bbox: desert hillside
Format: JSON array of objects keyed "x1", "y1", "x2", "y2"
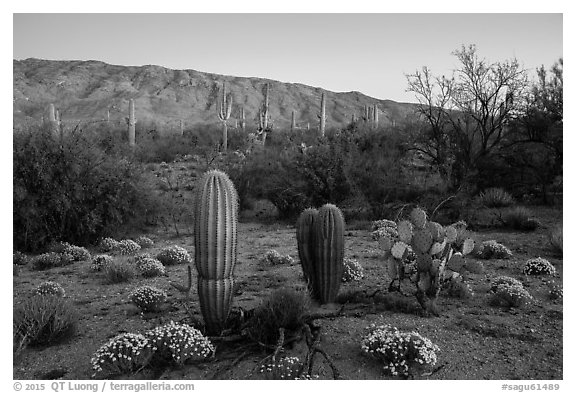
[{"x1": 13, "y1": 58, "x2": 417, "y2": 131}]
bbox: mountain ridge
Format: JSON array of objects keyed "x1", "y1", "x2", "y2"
[{"x1": 13, "y1": 58, "x2": 417, "y2": 131}]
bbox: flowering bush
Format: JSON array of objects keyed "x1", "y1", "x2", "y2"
[
  {"x1": 361, "y1": 324, "x2": 440, "y2": 377},
  {"x1": 490, "y1": 276, "x2": 532, "y2": 308},
  {"x1": 145, "y1": 321, "x2": 214, "y2": 365},
  {"x1": 90, "y1": 333, "x2": 154, "y2": 378},
  {"x1": 372, "y1": 225, "x2": 398, "y2": 241},
  {"x1": 342, "y1": 258, "x2": 364, "y2": 282},
  {"x1": 60, "y1": 243, "x2": 91, "y2": 262},
  {"x1": 136, "y1": 257, "x2": 166, "y2": 278},
  {"x1": 91, "y1": 255, "x2": 113, "y2": 271},
  {"x1": 134, "y1": 236, "x2": 154, "y2": 248},
  {"x1": 523, "y1": 257, "x2": 556, "y2": 276},
  {"x1": 36, "y1": 281, "x2": 66, "y2": 297},
  {"x1": 31, "y1": 252, "x2": 66, "y2": 270},
  {"x1": 262, "y1": 250, "x2": 294, "y2": 265},
  {"x1": 372, "y1": 219, "x2": 397, "y2": 231},
  {"x1": 13, "y1": 251, "x2": 28, "y2": 266},
  {"x1": 129, "y1": 286, "x2": 167, "y2": 312},
  {"x1": 99, "y1": 237, "x2": 119, "y2": 252},
  {"x1": 546, "y1": 280, "x2": 563, "y2": 300},
  {"x1": 114, "y1": 240, "x2": 141, "y2": 255},
  {"x1": 258, "y1": 356, "x2": 315, "y2": 380},
  {"x1": 475, "y1": 240, "x2": 512, "y2": 259},
  {"x1": 156, "y1": 245, "x2": 190, "y2": 265}
]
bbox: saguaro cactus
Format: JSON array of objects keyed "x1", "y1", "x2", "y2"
[
  {"x1": 46, "y1": 103, "x2": 60, "y2": 137},
  {"x1": 217, "y1": 82, "x2": 233, "y2": 151},
  {"x1": 373, "y1": 104, "x2": 379, "y2": 129},
  {"x1": 291, "y1": 110, "x2": 296, "y2": 132},
  {"x1": 128, "y1": 99, "x2": 136, "y2": 147},
  {"x1": 296, "y1": 204, "x2": 345, "y2": 304},
  {"x1": 318, "y1": 92, "x2": 326, "y2": 137},
  {"x1": 193, "y1": 170, "x2": 238, "y2": 334},
  {"x1": 179, "y1": 119, "x2": 184, "y2": 136},
  {"x1": 260, "y1": 83, "x2": 270, "y2": 131},
  {"x1": 239, "y1": 107, "x2": 246, "y2": 130}
]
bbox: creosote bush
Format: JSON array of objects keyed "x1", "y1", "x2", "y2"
[
  {"x1": 14, "y1": 127, "x2": 153, "y2": 252},
  {"x1": 361, "y1": 324, "x2": 440, "y2": 377},
  {"x1": 247, "y1": 288, "x2": 311, "y2": 346},
  {"x1": 13, "y1": 295, "x2": 78, "y2": 348}
]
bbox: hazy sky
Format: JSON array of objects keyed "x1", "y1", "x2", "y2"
[{"x1": 13, "y1": 13, "x2": 563, "y2": 103}]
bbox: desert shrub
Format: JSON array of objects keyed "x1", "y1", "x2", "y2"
[
  {"x1": 13, "y1": 295, "x2": 78, "y2": 347},
  {"x1": 156, "y1": 245, "x2": 190, "y2": 265},
  {"x1": 129, "y1": 286, "x2": 167, "y2": 312},
  {"x1": 136, "y1": 257, "x2": 166, "y2": 278},
  {"x1": 262, "y1": 250, "x2": 294, "y2": 266},
  {"x1": 257, "y1": 356, "x2": 314, "y2": 380},
  {"x1": 58, "y1": 242, "x2": 91, "y2": 262},
  {"x1": 501, "y1": 207, "x2": 540, "y2": 231},
  {"x1": 490, "y1": 276, "x2": 532, "y2": 308},
  {"x1": 114, "y1": 239, "x2": 141, "y2": 255},
  {"x1": 371, "y1": 223, "x2": 398, "y2": 241},
  {"x1": 463, "y1": 259, "x2": 485, "y2": 274},
  {"x1": 247, "y1": 288, "x2": 311, "y2": 346},
  {"x1": 342, "y1": 258, "x2": 364, "y2": 282},
  {"x1": 476, "y1": 188, "x2": 514, "y2": 208},
  {"x1": 134, "y1": 236, "x2": 154, "y2": 248},
  {"x1": 35, "y1": 281, "x2": 66, "y2": 297},
  {"x1": 442, "y1": 276, "x2": 474, "y2": 299},
  {"x1": 13, "y1": 251, "x2": 28, "y2": 266},
  {"x1": 371, "y1": 219, "x2": 397, "y2": 231},
  {"x1": 546, "y1": 280, "x2": 563, "y2": 300},
  {"x1": 361, "y1": 324, "x2": 440, "y2": 377},
  {"x1": 90, "y1": 333, "x2": 154, "y2": 378},
  {"x1": 475, "y1": 240, "x2": 512, "y2": 259},
  {"x1": 14, "y1": 127, "x2": 153, "y2": 252},
  {"x1": 523, "y1": 257, "x2": 556, "y2": 276},
  {"x1": 91, "y1": 255, "x2": 114, "y2": 271},
  {"x1": 99, "y1": 237, "x2": 119, "y2": 252},
  {"x1": 548, "y1": 225, "x2": 562, "y2": 256},
  {"x1": 31, "y1": 252, "x2": 67, "y2": 270},
  {"x1": 104, "y1": 261, "x2": 136, "y2": 283},
  {"x1": 145, "y1": 321, "x2": 214, "y2": 365}
]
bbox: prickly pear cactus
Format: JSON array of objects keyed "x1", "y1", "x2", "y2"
[
  {"x1": 376, "y1": 207, "x2": 476, "y2": 315},
  {"x1": 193, "y1": 170, "x2": 238, "y2": 334}
]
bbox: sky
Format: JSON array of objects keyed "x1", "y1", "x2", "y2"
[{"x1": 12, "y1": 12, "x2": 562, "y2": 103}]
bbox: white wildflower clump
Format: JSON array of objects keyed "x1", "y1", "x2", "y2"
[
  {"x1": 134, "y1": 236, "x2": 154, "y2": 248},
  {"x1": 145, "y1": 321, "x2": 214, "y2": 365},
  {"x1": 36, "y1": 281, "x2": 66, "y2": 297},
  {"x1": 114, "y1": 240, "x2": 141, "y2": 256},
  {"x1": 156, "y1": 245, "x2": 190, "y2": 265},
  {"x1": 547, "y1": 280, "x2": 563, "y2": 300},
  {"x1": 490, "y1": 276, "x2": 533, "y2": 308},
  {"x1": 523, "y1": 257, "x2": 556, "y2": 276},
  {"x1": 371, "y1": 221, "x2": 399, "y2": 241},
  {"x1": 99, "y1": 237, "x2": 119, "y2": 252},
  {"x1": 258, "y1": 356, "x2": 316, "y2": 380},
  {"x1": 361, "y1": 324, "x2": 440, "y2": 377},
  {"x1": 475, "y1": 240, "x2": 512, "y2": 259},
  {"x1": 342, "y1": 258, "x2": 364, "y2": 282},
  {"x1": 130, "y1": 286, "x2": 167, "y2": 312},
  {"x1": 90, "y1": 333, "x2": 154, "y2": 377},
  {"x1": 262, "y1": 250, "x2": 294, "y2": 265},
  {"x1": 91, "y1": 255, "x2": 113, "y2": 271},
  {"x1": 60, "y1": 243, "x2": 91, "y2": 262},
  {"x1": 136, "y1": 257, "x2": 166, "y2": 278}
]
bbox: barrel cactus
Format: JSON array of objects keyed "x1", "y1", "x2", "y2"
[
  {"x1": 296, "y1": 204, "x2": 345, "y2": 304},
  {"x1": 193, "y1": 170, "x2": 238, "y2": 334},
  {"x1": 378, "y1": 207, "x2": 475, "y2": 315}
]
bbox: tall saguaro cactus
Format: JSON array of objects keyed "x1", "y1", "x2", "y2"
[
  {"x1": 260, "y1": 83, "x2": 270, "y2": 131},
  {"x1": 296, "y1": 204, "x2": 345, "y2": 304},
  {"x1": 128, "y1": 99, "x2": 136, "y2": 147},
  {"x1": 217, "y1": 82, "x2": 233, "y2": 151},
  {"x1": 239, "y1": 107, "x2": 246, "y2": 130},
  {"x1": 318, "y1": 92, "x2": 326, "y2": 137},
  {"x1": 291, "y1": 110, "x2": 296, "y2": 132},
  {"x1": 373, "y1": 104, "x2": 379, "y2": 129},
  {"x1": 193, "y1": 170, "x2": 238, "y2": 334},
  {"x1": 46, "y1": 103, "x2": 60, "y2": 137}
]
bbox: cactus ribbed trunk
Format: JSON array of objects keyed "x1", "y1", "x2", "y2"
[
  {"x1": 314, "y1": 204, "x2": 345, "y2": 303},
  {"x1": 373, "y1": 104, "x2": 378, "y2": 129},
  {"x1": 291, "y1": 110, "x2": 296, "y2": 132},
  {"x1": 262, "y1": 83, "x2": 269, "y2": 131},
  {"x1": 193, "y1": 170, "x2": 238, "y2": 334},
  {"x1": 46, "y1": 103, "x2": 59, "y2": 138},
  {"x1": 240, "y1": 107, "x2": 246, "y2": 130},
  {"x1": 128, "y1": 99, "x2": 136, "y2": 147},
  {"x1": 319, "y1": 92, "x2": 326, "y2": 137},
  {"x1": 217, "y1": 82, "x2": 232, "y2": 152},
  {"x1": 296, "y1": 208, "x2": 319, "y2": 298}
]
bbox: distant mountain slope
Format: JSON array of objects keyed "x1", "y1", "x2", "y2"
[{"x1": 13, "y1": 58, "x2": 417, "y2": 131}]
